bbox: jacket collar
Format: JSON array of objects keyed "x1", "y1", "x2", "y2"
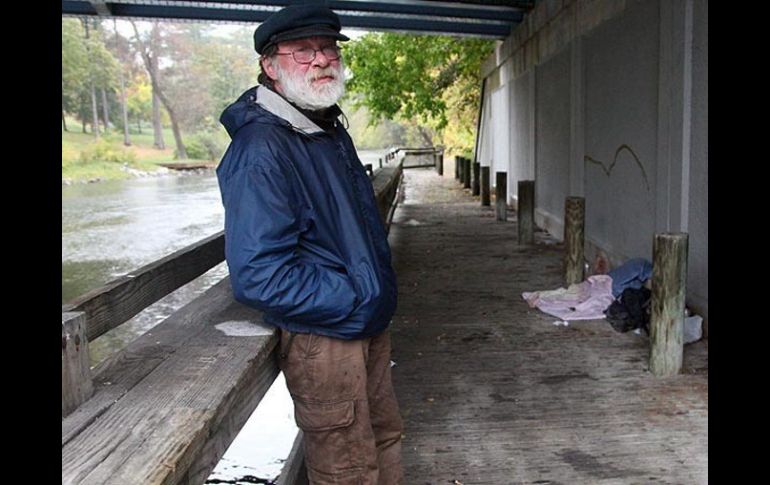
[{"x1": 256, "y1": 85, "x2": 324, "y2": 135}]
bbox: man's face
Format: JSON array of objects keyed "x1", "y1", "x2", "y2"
[{"x1": 264, "y1": 35, "x2": 346, "y2": 110}]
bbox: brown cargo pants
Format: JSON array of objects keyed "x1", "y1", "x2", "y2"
[{"x1": 279, "y1": 328, "x2": 404, "y2": 485}]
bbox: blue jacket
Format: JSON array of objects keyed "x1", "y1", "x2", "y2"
[{"x1": 216, "y1": 86, "x2": 397, "y2": 339}]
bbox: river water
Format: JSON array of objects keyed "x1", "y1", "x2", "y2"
[{"x1": 62, "y1": 149, "x2": 387, "y2": 482}]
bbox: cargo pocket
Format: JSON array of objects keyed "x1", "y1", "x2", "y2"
[
  {"x1": 294, "y1": 399, "x2": 354, "y2": 431},
  {"x1": 294, "y1": 399, "x2": 361, "y2": 475}
]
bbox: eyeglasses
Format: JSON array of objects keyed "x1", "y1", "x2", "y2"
[{"x1": 275, "y1": 45, "x2": 341, "y2": 64}]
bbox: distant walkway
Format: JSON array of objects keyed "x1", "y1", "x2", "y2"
[{"x1": 387, "y1": 168, "x2": 708, "y2": 485}]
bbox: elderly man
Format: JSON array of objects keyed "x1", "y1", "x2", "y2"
[{"x1": 216, "y1": 4, "x2": 403, "y2": 485}]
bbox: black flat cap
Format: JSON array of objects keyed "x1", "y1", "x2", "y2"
[{"x1": 254, "y1": 4, "x2": 350, "y2": 55}]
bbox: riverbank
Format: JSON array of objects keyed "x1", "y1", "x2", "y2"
[
  {"x1": 62, "y1": 127, "x2": 219, "y2": 184},
  {"x1": 61, "y1": 163, "x2": 220, "y2": 186}
]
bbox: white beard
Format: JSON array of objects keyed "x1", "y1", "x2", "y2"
[{"x1": 273, "y1": 59, "x2": 346, "y2": 110}]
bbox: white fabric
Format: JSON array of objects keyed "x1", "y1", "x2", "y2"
[{"x1": 522, "y1": 275, "x2": 614, "y2": 322}]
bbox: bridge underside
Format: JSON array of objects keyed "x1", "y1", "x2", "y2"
[
  {"x1": 388, "y1": 168, "x2": 707, "y2": 484},
  {"x1": 62, "y1": 0, "x2": 536, "y2": 38}
]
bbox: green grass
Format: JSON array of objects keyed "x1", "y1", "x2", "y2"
[{"x1": 62, "y1": 121, "x2": 213, "y2": 183}]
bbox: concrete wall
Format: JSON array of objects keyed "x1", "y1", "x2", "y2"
[
  {"x1": 583, "y1": 0, "x2": 659, "y2": 261},
  {"x1": 688, "y1": 0, "x2": 708, "y2": 325},
  {"x1": 535, "y1": 48, "x2": 571, "y2": 220},
  {"x1": 477, "y1": 81, "x2": 493, "y2": 168},
  {"x1": 477, "y1": 0, "x2": 708, "y2": 322},
  {"x1": 491, "y1": 85, "x2": 510, "y2": 179},
  {"x1": 509, "y1": 71, "x2": 534, "y2": 202}
]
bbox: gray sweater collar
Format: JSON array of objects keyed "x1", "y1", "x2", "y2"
[{"x1": 256, "y1": 85, "x2": 324, "y2": 135}]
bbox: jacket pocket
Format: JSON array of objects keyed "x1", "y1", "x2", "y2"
[
  {"x1": 354, "y1": 260, "x2": 379, "y2": 304},
  {"x1": 294, "y1": 399, "x2": 355, "y2": 432}
]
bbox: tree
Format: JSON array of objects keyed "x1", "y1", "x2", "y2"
[
  {"x1": 126, "y1": 75, "x2": 152, "y2": 134},
  {"x1": 62, "y1": 19, "x2": 88, "y2": 131},
  {"x1": 109, "y1": 19, "x2": 131, "y2": 145},
  {"x1": 161, "y1": 24, "x2": 216, "y2": 132},
  {"x1": 344, "y1": 33, "x2": 494, "y2": 154},
  {"x1": 62, "y1": 18, "x2": 119, "y2": 136},
  {"x1": 196, "y1": 26, "x2": 259, "y2": 119},
  {"x1": 131, "y1": 21, "x2": 187, "y2": 158}
]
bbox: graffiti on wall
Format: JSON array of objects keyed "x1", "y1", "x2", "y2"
[{"x1": 584, "y1": 144, "x2": 651, "y2": 191}]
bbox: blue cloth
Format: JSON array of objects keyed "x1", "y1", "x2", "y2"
[
  {"x1": 608, "y1": 258, "x2": 653, "y2": 298},
  {"x1": 216, "y1": 86, "x2": 397, "y2": 340}
]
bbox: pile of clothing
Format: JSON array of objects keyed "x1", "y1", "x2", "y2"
[
  {"x1": 522, "y1": 258, "x2": 652, "y2": 330},
  {"x1": 522, "y1": 257, "x2": 702, "y2": 343},
  {"x1": 604, "y1": 258, "x2": 653, "y2": 334}
]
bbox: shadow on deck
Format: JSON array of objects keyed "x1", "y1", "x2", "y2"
[{"x1": 387, "y1": 168, "x2": 707, "y2": 485}]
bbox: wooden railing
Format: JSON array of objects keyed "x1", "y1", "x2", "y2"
[
  {"x1": 383, "y1": 146, "x2": 443, "y2": 170},
  {"x1": 62, "y1": 160, "x2": 404, "y2": 485}
]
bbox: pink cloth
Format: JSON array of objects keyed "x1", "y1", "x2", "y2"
[{"x1": 522, "y1": 275, "x2": 614, "y2": 321}]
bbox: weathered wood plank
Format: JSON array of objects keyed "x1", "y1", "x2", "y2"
[
  {"x1": 387, "y1": 169, "x2": 707, "y2": 484},
  {"x1": 61, "y1": 278, "x2": 237, "y2": 446},
  {"x1": 181, "y1": 354, "x2": 280, "y2": 484},
  {"x1": 62, "y1": 231, "x2": 225, "y2": 341},
  {"x1": 276, "y1": 431, "x2": 308, "y2": 485},
  {"x1": 371, "y1": 163, "x2": 403, "y2": 228},
  {"x1": 61, "y1": 278, "x2": 278, "y2": 484},
  {"x1": 158, "y1": 162, "x2": 217, "y2": 171},
  {"x1": 650, "y1": 232, "x2": 689, "y2": 377},
  {"x1": 62, "y1": 312, "x2": 93, "y2": 417}
]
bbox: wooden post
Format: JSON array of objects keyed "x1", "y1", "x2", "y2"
[
  {"x1": 463, "y1": 158, "x2": 472, "y2": 189},
  {"x1": 518, "y1": 180, "x2": 535, "y2": 244},
  {"x1": 649, "y1": 233, "x2": 688, "y2": 377},
  {"x1": 472, "y1": 162, "x2": 480, "y2": 196},
  {"x1": 481, "y1": 166, "x2": 491, "y2": 206},
  {"x1": 495, "y1": 172, "x2": 507, "y2": 220},
  {"x1": 437, "y1": 151, "x2": 444, "y2": 176},
  {"x1": 62, "y1": 311, "x2": 93, "y2": 417},
  {"x1": 276, "y1": 431, "x2": 308, "y2": 485},
  {"x1": 564, "y1": 196, "x2": 585, "y2": 285},
  {"x1": 455, "y1": 155, "x2": 461, "y2": 180},
  {"x1": 379, "y1": 158, "x2": 383, "y2": 168},
  {"x1": 364, "y1": 163, "x2": 373, "y2": 177}
]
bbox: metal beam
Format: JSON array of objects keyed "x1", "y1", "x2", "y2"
[
  {"x1": 62, "y1": 2, "x2": 517, "y2": 38},
  {"x1": 338, "y1": 14, "x2": 512, "y2": 38},
  {"x1": 422, "y1": 0, "x2": 535, "y2": 6},
  {"x1": 88, "y1": 0, "x2": 111, "y2": 16},
  {"x1": 63, "y1": 1, "x2": 95, "y2": 16},
  {"x1": 197, "y1": 0, "x2": 525, "y2": 22}
]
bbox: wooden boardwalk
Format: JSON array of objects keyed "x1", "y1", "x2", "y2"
[{"x1": 387, "y1": 168, "x2": 708, "y2": 485}]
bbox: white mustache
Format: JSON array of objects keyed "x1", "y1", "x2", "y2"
[{"x1": 309, "y1": 68, "x2": 337, "y2": 81}]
